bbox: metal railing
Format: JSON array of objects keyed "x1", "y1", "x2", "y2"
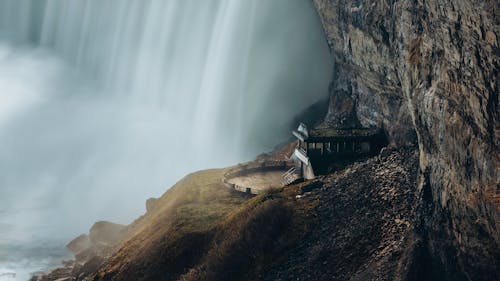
[{"x1": 282, "y1": 166, "x2": 300, "y2": 186}]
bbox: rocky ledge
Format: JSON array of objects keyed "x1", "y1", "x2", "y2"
[{"x1": 32, "y1": 221, "x2": 126, "y2": 281}]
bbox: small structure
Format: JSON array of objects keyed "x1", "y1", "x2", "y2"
[{"x1": 284, "y1": 123, "x2": 384, "y2": 184}]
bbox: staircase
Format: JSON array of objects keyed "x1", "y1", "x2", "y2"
[{"x1": 282, "y1": 167, "x2": 301, "y2": 186}]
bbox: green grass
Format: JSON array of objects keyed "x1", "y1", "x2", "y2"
[
  {"x1": 92, "y1": 168, "x2": 250, "y2": 281},
  {"x1": 90, "y1": 167, "x2": 317, "y2": 281}
]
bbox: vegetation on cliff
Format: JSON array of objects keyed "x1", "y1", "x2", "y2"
[{"x1": 39, "y1": 147, "x2": 427, "y2": 281}]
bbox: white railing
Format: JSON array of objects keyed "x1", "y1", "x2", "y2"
[{"x1": 282, "y1": 166, "x2": 300, "y2": 186}]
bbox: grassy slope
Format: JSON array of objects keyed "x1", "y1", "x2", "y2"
[
  {"x1": 88, "y1": 164, "x2": 314, "y2": 281},
  {"x1": 87, "y1": 148, "x2": 420, "y2": 281},
  {"x1": 92, "y1": 168, "x2": 249, "y2": 281}
]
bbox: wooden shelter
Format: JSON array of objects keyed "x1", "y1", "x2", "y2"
[{"x1": 286, "y1": 123, "x2": 384, "y2": 182}]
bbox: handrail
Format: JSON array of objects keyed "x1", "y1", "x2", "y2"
[
  {"x1": 282, "y1": 166, "x2": 301, "y2": 186},
  {"x1": 283, "y1": 167, "x2": 296, "y2": 177},
  {"x1": 297, "y1": 147, "x2": 307, "y2": 156}
]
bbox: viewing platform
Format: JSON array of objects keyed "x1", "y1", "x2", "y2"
[
  {"x1": 288, "y1": 123, "x2": 385, "y2": 181},
  {"x1": 222, "y1": 124, "x2": 386, "y2": 194},
  {"x1": 222, "y1": 160, "x2": 295, "y2": 195}
]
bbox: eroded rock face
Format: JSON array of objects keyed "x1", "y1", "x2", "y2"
[
  {"x1": 89, "y1": 221, "x2": 126, "y2": 246},
  {"x1": 67, "y1": 222, "x2": 126, "y2": 264},
  {"x1": 323, "y1": 67, "x2": 362, "y2": 128},
  {"x1": 39, "y1": 222, "x2": 128, "y2": 281},
  {"x1": 146, "y1": 197, "x2": 158, "y2": 213},
  {"x1": 67, "y1": 234, "x2": 91, "y2": 256},
  {"x1": 313, "y1": 0, "x2": 499, "y2": 279}
]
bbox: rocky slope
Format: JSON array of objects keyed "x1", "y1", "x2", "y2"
[
  {"x1": 38, "y1": 147, "x2": 424, "y2": 281},
  {"x1": 313, "y1": 0, "x2": 499, "y2": 279},
  {"x1": 263, "y1": 147, "x2": 421, "y2": 281}
]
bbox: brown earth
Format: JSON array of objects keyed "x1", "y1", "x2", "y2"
[{"x1": 39, "y1": 147, "x2": 436, "y2": 281}]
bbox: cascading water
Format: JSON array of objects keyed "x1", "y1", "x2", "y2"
[{"x1": 0, "y1": 0, "x2": 332, "y2": 279}]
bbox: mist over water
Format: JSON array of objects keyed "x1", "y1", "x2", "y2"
[{"x1": 0, "y1": 0, "x2": 332, "y2": 279}]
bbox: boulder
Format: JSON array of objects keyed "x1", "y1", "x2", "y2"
[
  {"x1": 146, "y1": 197, "x2": 158, "y2": 213},
  {"x1": 89, "y1": 221, "x2": 126, "y2": 246},
  {"x1": 66, "y1": 234, "x2": 91, "y2": 256}
]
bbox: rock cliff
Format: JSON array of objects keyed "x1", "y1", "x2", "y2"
[
  {"x1": 313, "y1": 0, "x2": 499, "y2": 279},
  {"x1": 35, "y1": 1, "x2": 498, "y2": 280}
]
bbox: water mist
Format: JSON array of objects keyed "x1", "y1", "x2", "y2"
[{"x1": 0, "y1": 0, "x2": 332, "y2": 279}]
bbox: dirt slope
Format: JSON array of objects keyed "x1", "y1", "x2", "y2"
[{"x1": 39, "y1": 147, "x2": 430, "y2": 281}]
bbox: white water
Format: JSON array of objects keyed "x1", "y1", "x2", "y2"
[{"x1": 0, "y1": 0, "x2": 332, "y2": 280}]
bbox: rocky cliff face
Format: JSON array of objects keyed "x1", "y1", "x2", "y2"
[
  {"x1": 35, "y1": 2, "x2": 498, "y2": 280},
  {"x1": 313, "y1": 0, "x2": 499, "y2": 279}
]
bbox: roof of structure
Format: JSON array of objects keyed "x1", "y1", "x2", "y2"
[
  {"x1": 309, "y1": 127, "x2": 380, "y2": 138},
  {"x1": 292, "y1": 123, "x2": 381, "y2": 142}
]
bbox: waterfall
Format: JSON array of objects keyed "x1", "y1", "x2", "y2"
[{"x1": 0, "y1": 0, "x2": 332, "y2": 279}]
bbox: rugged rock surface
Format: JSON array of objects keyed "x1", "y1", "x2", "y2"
[
  {"x1": 145, "y1": 197, "x2": 158, "y2": 213},
  {"x1": 66, "y1": 234, "x2": 91, "y2": 257},
  {"x1": 264, "y1": 147, "x2": 420, "y2": 281},
  {"x1": 33, "y1": 222, "x2": 127, "y2": 281},
  {"x1": 323, "y1": 86, "x2": 362, "y2": 128},
  {"x1": 88, "y1": 221, "x2": 126, "y2": 246},
  {"x1": 313, "y1": 0, "x2": 499, "y2": 279}
]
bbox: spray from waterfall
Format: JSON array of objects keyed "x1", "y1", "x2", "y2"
[{"x1": 0, "y1": 0, "x2": 332, "y2": 279}]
